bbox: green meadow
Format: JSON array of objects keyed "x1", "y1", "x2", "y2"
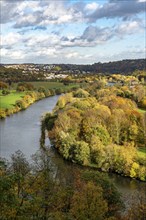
[
  {"x1": 0, "y1": 82, "x2": 80, "y2": 110},
  {"x1": 13, "y1": 81, "x2": 80, "y2": 91},
  {"x1": 0, "y1": 91, "x2": 26, "y2": 109}
]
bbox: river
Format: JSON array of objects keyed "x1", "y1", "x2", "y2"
[
  {"x1": 0, "y1": 95, "x2": 59, "y2": 160},
  {"x1": 0, "y1": 95, "x2": 145, "y2": 211}
]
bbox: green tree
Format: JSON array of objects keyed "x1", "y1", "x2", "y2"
[{"x1": 73, "y1": 141, "x2": 90, "y2": 165}]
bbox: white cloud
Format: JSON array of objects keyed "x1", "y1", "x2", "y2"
[
  {"x1": 41, "y1": 2, "x2": 83, "y2": 25},
  {"x1": 138, "y1": 0, "x2": 146, "y2": 2},
  {"x1": 1, "y1": 48, "x2": 25, "y2": 59},
  {"x1": 11, "y1": 51, "x2": 25, "y2": 59},
  {"x1": 65, "y1": 52, "x2": 79, "y2": 58},
  {"x1": 1, "y1": 32, "x2": 22, "y2": 47},
  {"x1": 1, "y1": 48, "x2": 8, "y2": 57},
  {"x1": 116, "y1": 20, "x2": 144, "y2": 35},
  {"x1": 36, "y1": 48, "x2": 57, "y2": 57},
  {"x1": 25, "y1": 34, "x2": 60, "y2": 48},
  {"x1": 85, "y1": 2, "x2": 99, "y2": 11}
]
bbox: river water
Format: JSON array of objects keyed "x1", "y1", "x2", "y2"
[
  {"x1": 0, "y1": 95, "x2": 145, "y2": 210},
  {"x1": 0, "y1": 95, "x2": 59, "y2": 160}
]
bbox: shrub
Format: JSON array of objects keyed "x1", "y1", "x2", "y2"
[
  {"x1": 55, "y1": 88, "x2": 63, "y2": 95},
  {"x1": 38, "y1": 87, "x2": 46, "y2": 93},
  {"x1": 2, "y1": 89, "x2": 10, "y2": 95},
  {"x1": 17, "y1": 85, "x2": 26, "y2": 92},
  {"x1": 0, "y1": 81, "x2": 8, "y2": 89},
  {"x1": 15, "y1": 100, "x2": 27, "y2": 110},
  {"x1": 0, "y1": 110, "x2": 6, "y2": 118}
]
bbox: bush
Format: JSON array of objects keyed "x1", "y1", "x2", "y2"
[
  {"x1": 15, "y1": 100, "x2": 27, "y2": 110},
  {"x1": 5, "y1": 108, "x2": 14, "y2": 116},
  {"x1": 0, "y1": 81, "x2": 8, "y2": 89},
  {"x1": 49, "y1": 89, "x2": 56, "y2": 96},
  {"x1": 2, "y1": 89, "x2": 10, "y2": 95},
  {"x1": 55, "y1": 88, "x2": 63, "y2": 95},
  {"x1": 17, "y1": 85, "x2": 26, "y2": 92},
  {"x1": 0, "y1": 110, "x2": 6, "y2": 118},
  {"x1": 17, "y1": 83, "x2": 34, "y2": 91},
  {"x1": 38, "y1": 87, "x2": 46, "y2": 93}
]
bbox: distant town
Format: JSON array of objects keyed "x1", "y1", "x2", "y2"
[
  {"x1": 3, "y1": 64, "x2": 69, "y2": 80},
  {"x1": 1, "y1": 59, "x2": 146, "y2": 82}
]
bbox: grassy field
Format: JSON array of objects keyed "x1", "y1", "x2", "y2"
[
  {"x1": 0, "y1": 82, "x2": 80, "y2": 110},
  {"x1": 13, "y1": 81, "x2": 80, "y2": 91},
  {"x1": 0, "y1": 91, "x2": 25, "y2": 109}
]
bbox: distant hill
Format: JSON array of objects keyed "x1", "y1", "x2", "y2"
[
  {"x1": 0, "y1": 59, "x2": 145, "y2": 82},
  {"x1": 58, "y1": 59, "x2": 146, "y2": 74}
]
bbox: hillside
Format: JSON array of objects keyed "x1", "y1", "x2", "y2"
[
  {"x1": 58, "y1": 59, "x2": 146, "y2": 74},
  {"x1": 0, "y1": 59, "x2": 145, "y2": 82}
]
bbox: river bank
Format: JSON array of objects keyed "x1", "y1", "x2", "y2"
[{"x1": 0, "y1": 83, "x2": 80, "y2": 119}]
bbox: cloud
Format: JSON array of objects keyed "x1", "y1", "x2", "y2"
[
  {"x1": 9, "y1": 1, "x2": 83, "y2": 28},
  {"x1": 1, "y1": 17, "x2": 144, "y2": 58},
  {"x1": 116, "y1": 20, "x2": 144, "y2": 36},
  {"x1": 81, "y1": 25, "x2": 113, "y2": 42},
  {"x1": 33, "y1": 26, "x2": 47, "y2": 31},
  {"x1": 85, "y1": 2, "x2": 100, "y2": 11},
  {"x1": 24, "y1": 34, "x2": 60, "y2": 48},
  {"x1": 1, "y1": 0, "x2": 145, "y2": 64},
  {"x1": 59, "y1": 25, "x2": 114, "y2": 48},
  {"x1": 1, "y1": 0, "x2": 145, "y2": 28},
  {"x1": 1, "y1": 32, "x2": 22, "y2": 48},
  {"x1": 59, "y1": 17, "x2": 144, "y2": 47},
  {"x1": 106, "y1": 48, "x2": 146, "y2": 61},
  {"x1": 1, "y1": 48, "x2": 26, "y2": 60},
  {"x1": 0, "y1": 0, "x2": 42, "y2": 25},
  {"x1": 13, "y1": 12, "x2": 43, "y2": 28},
  {"x1": 0, "y1": 1, "x2": 19, "y2": 24},
  {"x1": 86, "y1": 0, "x2": 145, "y2": 22},
  {"x1": 138, "y1": 0, "x2": 146, "y2": 2},
  {"x1": 65, "y1": 51, "x2": 79, "y2": 59},
  {"x1": 35, "y1": 48, "x2": 57, "y2": 57}
]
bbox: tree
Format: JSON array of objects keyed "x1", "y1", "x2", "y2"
[
  {"x1": 0, "y1": 81, "x2": 8, "y2": 89},
  {"x1": 0, "y1": 160, "x2": 18, "y2": 219},
  {"x1": 38, "y1": 86, "x2": 46, "y2": 93},
  {"x1": 108, "y1": 109, "x2": 127, "y2": 144},
  {"x1": 73, "y1": 141, "x2": 90, "y2": 165},
  {"x1": 10, "y1": 150, "x2": 30, "y2": 197},
  {"x1": 73, "y1": 88, "x2": 90, "y2": 98},
  {"x1": 70, "y1": 181, "x2": 108, "y2": 220}
]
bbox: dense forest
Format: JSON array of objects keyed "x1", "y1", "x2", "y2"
[
  {"x1": 42, "y1": 81, "x2": 146, "y2": 181},
  {"x1": 58, "y1": 59, "x2": 146, "y2": 74},
  {"x1": 0, "y1": 66, "x2": 39, "y2": 82}
]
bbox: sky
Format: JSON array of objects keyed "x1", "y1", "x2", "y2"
[{"x1": 0, "y1": 0, "x2": 146, "y2": 64}]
